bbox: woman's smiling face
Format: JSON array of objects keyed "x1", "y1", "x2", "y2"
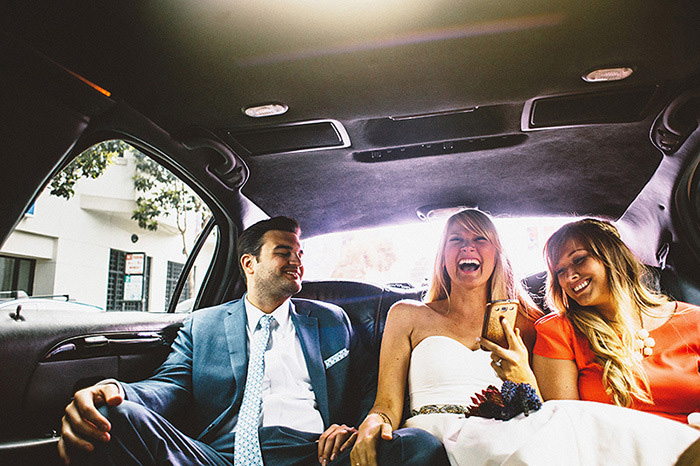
[
  {"x1": 443, "y1": 223, "x2": 496, "y2": 292},
  {"x1": 554, "y1": 238, "x2": 613, "y2": 314}
]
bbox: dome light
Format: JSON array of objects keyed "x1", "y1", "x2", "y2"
[
  {"x1": 243, "y1": 102, "x2": 289, "y2": 118},
  {"x1": 582, "y1": 67, "x2": 634, "y2": 82}
]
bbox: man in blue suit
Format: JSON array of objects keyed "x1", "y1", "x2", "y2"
[{"x1": 58, "y1": 216, "x2": 447, "y2": 465}]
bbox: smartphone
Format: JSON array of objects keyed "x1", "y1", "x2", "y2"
[{"x1": 480, "y1": 300, "x2": 519, "y2": 348}]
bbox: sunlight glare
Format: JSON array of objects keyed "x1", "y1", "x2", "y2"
[{"x1": 303, "y1": 216, "x2": 577, "y2": 287}]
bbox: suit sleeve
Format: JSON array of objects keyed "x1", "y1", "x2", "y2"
[{"x1": 122, "y1": 315, "x2": 195, "y2": 419}]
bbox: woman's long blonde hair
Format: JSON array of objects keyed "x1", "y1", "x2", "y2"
[
  {"x1": 425, "y1": 208, "x2": 541, "y2": 320},
  {"x1": 544, "y1": 218, "x2": 669, "y2": 407}
]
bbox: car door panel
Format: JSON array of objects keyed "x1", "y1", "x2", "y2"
[{"x1": 0, "y1": 308, "x2": 185, "y2": 464}]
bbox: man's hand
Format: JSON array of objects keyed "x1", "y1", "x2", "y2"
[
  {"x1": 57, "y1": 383, "x2": 123, "y2": 465},
  {"x1": 317, "y1": 423, "x2": 357, "y2": 465}
]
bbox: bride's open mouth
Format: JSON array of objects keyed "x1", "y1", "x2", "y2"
[{"x1": 458, "y1": 259, "x2": 481, "y2": 272}]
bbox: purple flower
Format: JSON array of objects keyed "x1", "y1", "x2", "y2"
[{"x1": 466, "y1": 381, "x2": 542, "y2": 421}]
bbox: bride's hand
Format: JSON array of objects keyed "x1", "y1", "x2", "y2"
[
  {"x1": 350, "y1": 413, "x2": 392, "y2": 466},
  {"x1": 478, "y1": 318, "x2": 538, "y2": 388}
]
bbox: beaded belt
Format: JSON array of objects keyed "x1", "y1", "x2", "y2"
[
  {"x1": 408, "y1": 382, "x2": 542, "y2": 421},
  {"x1": 409, "y1": 404, "x2": 471, "y2": 418}
]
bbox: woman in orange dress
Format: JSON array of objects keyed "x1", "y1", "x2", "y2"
[
  {"x1": 351, "y1": 210, "x2": 698, "y2": 466},
  {"x1": 534, "y1": 218, "x2": 700, "y2": 426}
]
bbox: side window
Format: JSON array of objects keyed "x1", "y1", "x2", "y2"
[
  {"x1": 165, "y1": 261, "x2": 189, "y2": 307},
  {"x1": 0, "y1": 140, "x2": 214, "y2": 312},
  {"x1": 0, "y1": 255, "x2": 36, "y2": 295}
]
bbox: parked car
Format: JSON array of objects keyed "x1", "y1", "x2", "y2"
[
  {"x1": 1, "y1": 0, "x2": 699, "y2": 464},
  {"x1": 0, "y1": 292, "x2": 103, "y2": 314}
]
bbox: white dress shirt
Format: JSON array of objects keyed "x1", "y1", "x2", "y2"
[{"x1": 244, "y1": 296, "x2": 325, "y2": 434}]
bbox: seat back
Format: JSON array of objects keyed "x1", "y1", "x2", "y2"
[
  {"x1": 295, "y1": 280, "x2": 422, "y2": 353},
  {"x1": 522, "y1": 271, "x2": 549, "y2": 313},
  {"x1": 295, "y1": 280, "x2": 422, "y2": 423}
]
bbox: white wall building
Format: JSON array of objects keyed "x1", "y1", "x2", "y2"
[{"x1": 0, "y1": 151, "x2": 214, "y2": 312}]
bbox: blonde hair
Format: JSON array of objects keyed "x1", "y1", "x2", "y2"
[
  {"x1": 544, "y1": 218, "x2": 669, "y2": 407},
  {"x1": 425, "y1": 208, "x2": 541, "y2": 320}
]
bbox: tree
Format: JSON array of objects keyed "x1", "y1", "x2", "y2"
[
  {"x1": 50, "y1": 140, "x2": 210, "y2": 302},
  {"x1": 49, "y1": 140, "x2": 128, "y2": 199},
  {"x1": 131, "y1": 152, "x2": 209, "y2": 303},
  {"x1": 131, "y1": 152, "x2": 209, "y2": 258}
]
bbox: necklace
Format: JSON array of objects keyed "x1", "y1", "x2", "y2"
[{"x1": 634, "y1": 327, "x2": 655, "y2": 358}]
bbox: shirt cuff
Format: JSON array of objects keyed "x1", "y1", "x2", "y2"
[{"x1": 96, "y1": 378, "x2": 125, "y2": 399}]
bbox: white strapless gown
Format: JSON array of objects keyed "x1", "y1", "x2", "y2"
[{"x1": 403, "y1": 336, "x2": 699, "y2": 466}]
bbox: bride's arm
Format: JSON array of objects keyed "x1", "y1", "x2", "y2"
[
  {"x1": 350, "y1": 302, "x2": 414, "y2": 466},
  {"x1": 479, "y1": 320, "x2": 542, "y2": 398}
]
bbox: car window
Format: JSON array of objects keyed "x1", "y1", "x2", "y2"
[
  {"x1": 302, "y1": 215, "x2": 577, "y2": 288},
  {"x1": 0, "y1": 140, "x2": 215, "y2": 312}
]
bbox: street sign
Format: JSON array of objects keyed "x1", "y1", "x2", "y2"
[
  {"x1": 125, "y1": 253, "x2": 145, "y2": 275},
  {"x1": 123, "y1": 274, "x2": 143, "y2": 301}
]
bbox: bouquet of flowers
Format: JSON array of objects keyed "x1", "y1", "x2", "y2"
[{"x1": 466, "y1": 381, "x2": 542, "y2": 421}]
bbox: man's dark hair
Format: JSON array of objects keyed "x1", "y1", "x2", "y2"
[{"x1": 236, "y1": 216, "x2": 301, "y2": 276}]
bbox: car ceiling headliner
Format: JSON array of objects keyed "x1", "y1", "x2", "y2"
[{"x1": 2, "y1": 0, "x2": 700, "y2": 237}]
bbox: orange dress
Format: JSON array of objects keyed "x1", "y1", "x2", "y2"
[{"x1": 534, "y1": 302, "x2": 700, "y2": 424}]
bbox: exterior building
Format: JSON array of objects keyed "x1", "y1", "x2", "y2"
[{"x1": 0, "y1": 151, "x2": 213, "y2": 312}]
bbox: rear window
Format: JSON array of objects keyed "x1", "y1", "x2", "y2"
[{"x1": 302, "y1": 216, "x2": 576, "y2": 288}]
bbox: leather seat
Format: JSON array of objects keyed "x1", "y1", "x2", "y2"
[{"x1": 295, "y1": 280, "x2": 422, "y2": 354}]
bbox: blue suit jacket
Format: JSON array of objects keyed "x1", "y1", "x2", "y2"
[{"x1": 122, "y1": 298, "x2": 376, "y2": 443}]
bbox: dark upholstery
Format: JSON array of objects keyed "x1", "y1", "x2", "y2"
[
  {"x1": 522, "y1": 271, "x2": 549, "y2": 313},
  {"x1": 295, "y1": 281, "x2": 422, "y2": 353},
  {"x1": 295, "y1": 280, "x2": 423, "y2": 424}
]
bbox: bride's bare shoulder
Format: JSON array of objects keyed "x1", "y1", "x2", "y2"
[
  {"x1": 388, "y1": 298, "x2": 445, "y2": 318},
  {"x1": 383, "y1": 299, "x2": 433, "y2": 337},
  {"x1": 390, "y1": 298, "x2": 424, "y2": 311}
]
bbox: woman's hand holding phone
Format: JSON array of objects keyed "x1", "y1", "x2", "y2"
[
  {"x1": 478, "y1": 302, "x2": 540, "y2": 395},
  {"x1": 480, "y1": 300, "x2": 518, "y2": 348}
]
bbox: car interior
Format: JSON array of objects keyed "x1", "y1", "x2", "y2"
[{"x1": 1, "y1": 1, "x2": 700, "y2": 464}]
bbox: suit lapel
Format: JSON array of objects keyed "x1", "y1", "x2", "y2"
[
  {"x1": 224, "y1": 298, "x2": 248, "y2": 403},
  {"x1": 198, "y1": 299, "x2": 248, "y2": 442},
  {"x1": 291, "y1": 301, "x2": 329, "y2": 426}
]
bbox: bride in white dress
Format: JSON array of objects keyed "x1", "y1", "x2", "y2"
[{"x1": 350, "y1": 208, "x2": 699, "y2": 466}]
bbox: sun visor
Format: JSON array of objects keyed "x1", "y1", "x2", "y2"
[
  {"x1": 522, "y1": 86, "x2": 659, "y2": 130},
  {"x1": 224, "y1": 119, "x2": 350, "y2": 156}
]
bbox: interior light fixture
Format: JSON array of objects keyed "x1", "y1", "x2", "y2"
[
  {"x1": 243, "y1": 102, "x2": 289, "y2": 118},
  {"x1": 582, "y1": 67, "x2": 634, "y2": 83}
]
